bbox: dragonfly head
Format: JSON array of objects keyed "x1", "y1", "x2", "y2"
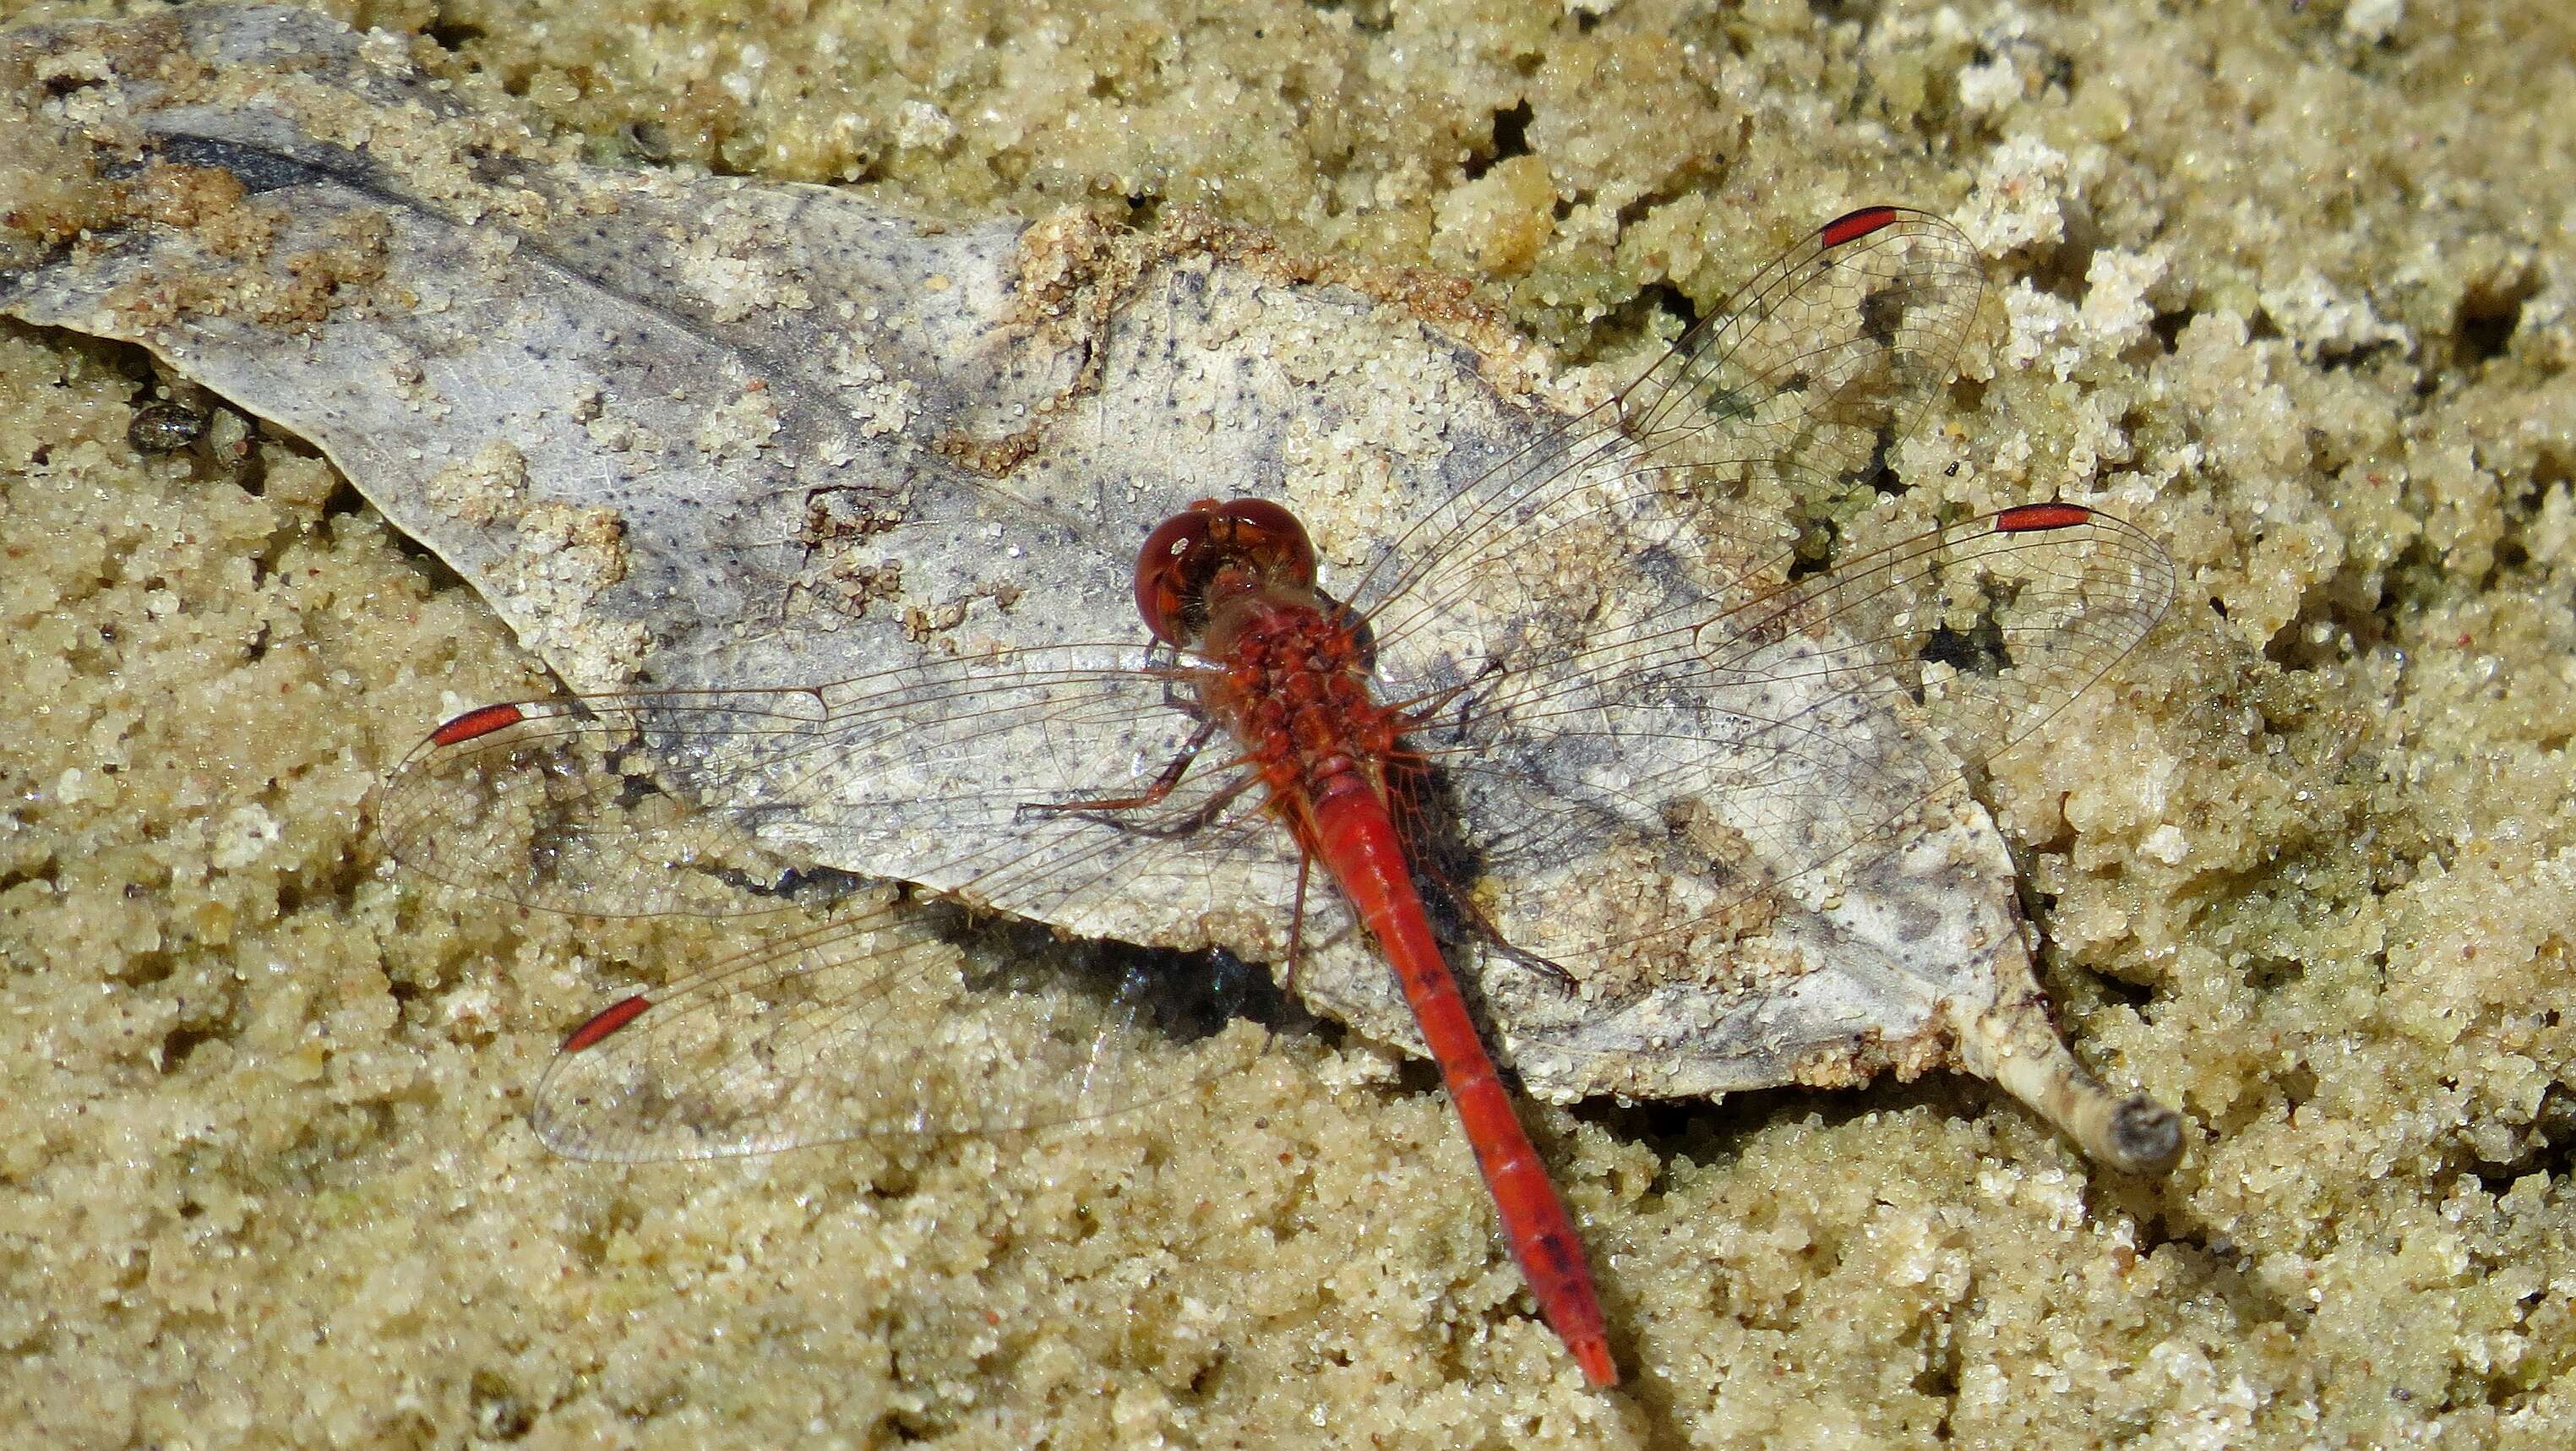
[{"x1": 1134, "y1": 497, "x2": 1319, "y2": 649}]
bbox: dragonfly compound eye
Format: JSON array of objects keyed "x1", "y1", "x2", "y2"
[{"x1": 1132, "y1": 498, "x2": 1318, "y2": 646}]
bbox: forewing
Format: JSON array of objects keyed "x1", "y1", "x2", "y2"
[
  {"x1": 1352, "y1": 208, "x2": 1985, "y2": 656},
  {"x1": 1350, "y1": 209, "x2": 2167, "y2": 996},
  {"x1": 381, "y1": 692, "x2": 829, "y2": 919},
  {"x1": 379, "y1": 647, "x2": 1306, "y2": 935},
  {"x1": 379, "y1": 647, "x2": 1312, "y2": 1156},
  {"x1": 1616, "y1": 206, "x2": 1981, "y2": 484}
]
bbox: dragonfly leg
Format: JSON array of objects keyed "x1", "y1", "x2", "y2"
[
  {"x1": 1014, "y1": 718, "x2": 1263, "y2": 839},
  {"x1": 1416, "y1": 849, "x2": 1581, "y2": 991},
  {"x1": 1386, "y1": 657, "x2": 1504, "y2": 739},
  {"x1": 1281, "y1": 852, "x2": 1312, "y2": 998}
]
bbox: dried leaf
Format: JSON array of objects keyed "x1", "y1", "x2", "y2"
[{"x1": 0, "y1": 5, "x2": 2180, "y2": 1174}]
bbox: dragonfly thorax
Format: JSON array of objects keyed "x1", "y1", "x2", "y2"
[{"x1": 1203, "y1": 594, "x2": 1407, "y2": 845}]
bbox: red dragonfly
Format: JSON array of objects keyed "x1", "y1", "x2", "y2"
[{"x1": 380, "y1": 207, "x2": 2175, "y2": 1387}]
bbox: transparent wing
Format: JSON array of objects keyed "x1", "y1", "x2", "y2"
[
  {"x1": 1398, "y1": 505, "x2": 2172, "y2": 982},
  {"x1": 377, "y1": 646, "x2": 1310, "y2": 1157},
  {"x1": 380, "y1": 646, "x2": 1305, "y2": 932},
  {"x1": 526, "y1": 897, "x2": 1277, "y2": 1162},
  {"x1": 1352, "y1": 207, "x2": 1985, "y2": 653},
  {"x1": 1344, "y1": 210, "x2": 2168, "y2": 985}
]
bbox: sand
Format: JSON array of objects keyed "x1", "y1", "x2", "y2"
[{"x1": 3, "y1": 0, "x2": 2573, "y2": 1446}]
